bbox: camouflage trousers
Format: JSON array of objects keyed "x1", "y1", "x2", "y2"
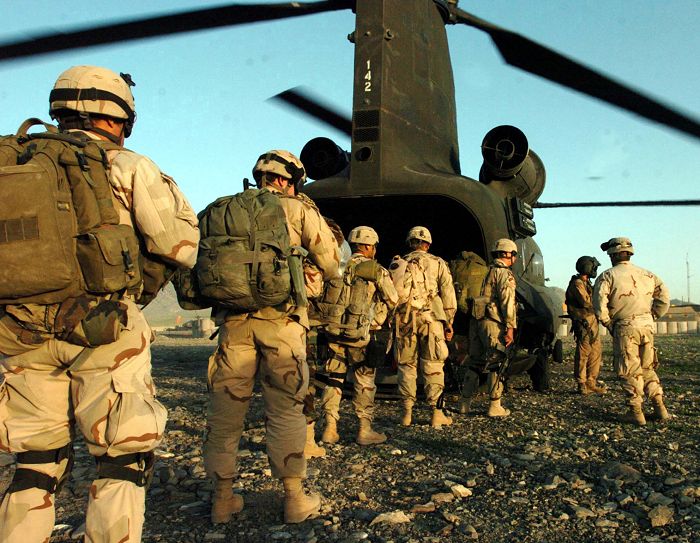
[
  {"x1": 394, "y1": 315, "x2": 448, "y2": 406},
  {"x1": 462, "y1": 318, "x2": 505, "y2": 402},
  {"x1": 573, "y1": 332, "x2": 602, "y2": 387},
  {"x1": 320, "y1": 342, "x2": 377, "y2": 423},
  {"x1": 0, "y1": 299, "x2": 165, "y2": 543},
  {"x1": 613, "y1": 324, "x2": 663, "y2": 408},
  {"x1": 203, "y1": 316, "x2": 309, "y2": 482}
]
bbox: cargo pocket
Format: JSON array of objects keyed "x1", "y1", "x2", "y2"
[{"x1": 105, "y1": 372, "x2": 167, "y2": 454}]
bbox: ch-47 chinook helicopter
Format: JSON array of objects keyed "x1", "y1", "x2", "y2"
[{"x1": 1, "y1": 0, "x2": 699, "y2": 392}]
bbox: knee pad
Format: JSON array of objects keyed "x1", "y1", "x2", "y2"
[
  {"x1": 95, "y1": 451, "x2": 155, "y2": 488},
  {"x1": 8, "y1": 443, "x2": 74, "y2": 494}
]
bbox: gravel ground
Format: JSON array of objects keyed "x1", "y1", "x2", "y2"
[{"x1": 1, "y1": 334, "x2": 699, "y2": 543}]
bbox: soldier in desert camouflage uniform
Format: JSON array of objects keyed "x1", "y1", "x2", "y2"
[
  {"x1": 319, "y1": 226, "x2": 399, "y2": 446},
  {"x1": 593, "y1": 237, "x2": 670, "y2": 426},
  {"x1": 0, "y1": 66, "x2": 199, "y2": 543},
  {"x1": 302, "y1": 220, "x2": 347, "y2": 460},
  {"x1": 203, "y1": 150, "x2": 340, "y2": 525},
  {"x1": 566, "y1": 256, "x2": 605, "y2": 395},
  {"x1": 390, "y1": 226, "x2": 456, "y2": 429},
  {"x1": 460, "y1": 238, "x2": 518, "y2": 418}
]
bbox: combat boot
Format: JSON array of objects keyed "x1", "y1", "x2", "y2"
[
  {"x1": 458, "y1": 397, "x2": 472, "y2": 415},
  {"x1": 304, "y1": 422, "x2": 326, "y2": 458},
  {"x1": 650, "y1": 396, "x2": 670, "y2": 422},
  {"x1": 400, "y1": 401, "x2": 414, "y2": 426},
  {"x1": 321, "y1": 416, "x2": 340, "y2": 444},
  {"x1": 487, "y1": 399, "x2": 511, "y2": 418},
  {"x1": 430, "y1": 408, "x2": 453, "y2": 428},
  {"x1": 356, "y1": 418, "x2": 387, "y2": 445},
  {"x1": 586, "y1": 381, "x2": 607, "y2": 395},
  {"x1": 211, "y1": 478, "x2": 244, "y2": 524},
  {"x1": 577, "y1": 382, "x2": 591, "y2": 395},
  {"x1": 620, "y1": 406, "x2": 646, "y2": 426},
  {"x1": 282, "y1": 477, "x2": 321, "y2": 524}
]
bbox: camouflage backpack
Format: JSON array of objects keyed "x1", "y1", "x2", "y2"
[
  {"x1": 449, "y1": 251, "x2": 489, "y2": 314},
  {"x1": 183, "y1": 188, "x2": 306, "y2": 312},
  {"x1": 317, "y1": 258, "x2": 381, "y2": 341},
  {"x1": 389, "y1": 252, "x2": 436, "y2": 312},
  {"x1": 0, "y1": 119, "x2": 142, "y2": 306}
]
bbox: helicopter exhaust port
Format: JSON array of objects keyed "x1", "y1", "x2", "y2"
[
  {"x1": 479, "y1": 125, "x2": 546, "y2": 205},
  {"x1": 300, "y1": 137, "x2": 349, "y2": 181}
]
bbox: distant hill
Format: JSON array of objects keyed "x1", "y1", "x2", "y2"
[{"x1": 142, "y1": 284, "x2": 209, "y2": 328}]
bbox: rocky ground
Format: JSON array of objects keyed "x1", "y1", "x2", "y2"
[{"x1": 1, "y1": 334, "x2": 699, "y2": 543}]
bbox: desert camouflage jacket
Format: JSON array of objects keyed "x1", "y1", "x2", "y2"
[
  {"x1": 481, "y1": 260, "x2": 517, "y2": 329},
  {"x1": 593, "y1": 261, "x2": 670, "y2": 328}
]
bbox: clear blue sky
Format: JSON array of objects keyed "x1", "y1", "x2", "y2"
[{"x1": 1, "y1": 1, "x2": 698, "y2": 301}]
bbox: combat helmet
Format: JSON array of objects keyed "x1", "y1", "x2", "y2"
[
  {"x1": 253, "y1": 150, "x2": 306, "y2": 192},
  {"x1": 49, "y1": 66, "x2": 137, "y2": 137},
  {"x1": 406, "y1": 226, "x2": 432, "y2": 244},
  {"x1": 348, "y1": 226, "x2": 379, "y2": 246},
  {"x1": 600, "y1": 237, "x2": 634, "y2": 255},
  {"x1": 575, "y1": 256, "x2": 601, "y2": 278},
  {"x1": 491, "y1": 238, "x2": 518, "y2": 255}
]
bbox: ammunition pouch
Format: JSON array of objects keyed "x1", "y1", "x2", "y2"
[
  {"x1": 76, "y1": 224, "x2": 142, "y2": 295},
  {"x1": 354, "y1": 259, "x2": 381, "y2": 282},
  {"x1": 471, "y1": 296, "x2": 488, "y2": 320},
  {"x1": 95, "y1": 451, "x2": 155, "y2": 488},
  {"x1": 288, "y1": 246, "x2": 309, "y2": 308},
  {"x1": 8, "y1": 443, "x2": 74, "y2": 494}
]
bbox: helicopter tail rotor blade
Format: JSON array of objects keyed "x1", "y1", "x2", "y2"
[
  {"x1": 449, "y1": 8, "x2": 700, "y2": 142},
  {"x1": 269, "y1": 87, "x2": 352, "y2": 137},
  {"x1": 534, "y1": 199, "x2": 700, "y2": 208},
  {"x1": 0, "y1": 0, "x2": 354, "y2": 62}
]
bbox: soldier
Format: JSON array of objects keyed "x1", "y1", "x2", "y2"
[
  {"x1": 319, "y1": 226, "x2": 399, "y2": 446},
  {"x1": 203, "y1": 150, "x2": 340, "y2": 524},
  {"x1": 390, "y1": 227, "x2": 456, "y2": 428},
  {"x1": 566, "y1": 256, "x2": 606, "y2": 395},
  {"x1": 459, "y1": 238, "x2": 518, "y2": 418},
  {"x1": 302, "y1": 221, "x2": 347, "y2": 460},
  {"x1": 0, "y1": 66, "x2": 199, "y2": 543},
  {"x1": 593, "y1": 237, "x2": 670, "y2": 426}
]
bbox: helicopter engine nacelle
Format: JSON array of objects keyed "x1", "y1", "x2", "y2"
[
  {"x1": 479, "y1": 125, "x2": 546, "y2": 205},
  {"x1": 300, "y1": 137, "x2": 349, "y2": 181}
]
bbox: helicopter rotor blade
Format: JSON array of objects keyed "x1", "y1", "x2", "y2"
[
  {"x1": 534, "y1": 199, "x2": 700, "y2": 208},
  {"x1": 0, "y1": 0, "x2": 354, "y2": 62},
  {"x1": 449, "y1": 7, "x2": 700, "y2": 141},
  {"x1": 269, "y1": 87, "x2": 352, "y2": 137}
]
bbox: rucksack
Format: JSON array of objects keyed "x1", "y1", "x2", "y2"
[
  {"x1": 189, "y1": 188, "x2": 301, "y2": 312},
  {"x1": 389, "y1": 252, "x2": 435, "y2": 312},
  {"x1": 449, "y1": 251, "x2": 489, "y2": 314},
  {"x1": 0, "y1": 119, "x2": 142, "y2": 306},
  {"x1": 317, "y1": 258, "x2": 380, "y2": 341}
]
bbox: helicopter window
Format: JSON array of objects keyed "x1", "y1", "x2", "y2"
[{"x1": 313, "y1": 194, "x2": 485, "y2": 265}]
